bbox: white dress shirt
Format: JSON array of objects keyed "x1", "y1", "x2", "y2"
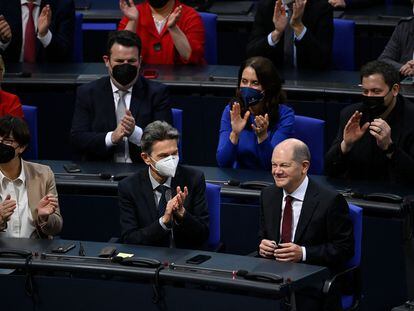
[
  {"x1": 281, "y1": 175, "x2": 309, "y2": 261},
  {"x1": 0, "y1": 1, "x2": 52, "y2": 62},
  {"x1": 105, "y1": 79, "x2": 144, "y2": 163},
  {"x1": 0, "y1": 161, "x2": 35, "y2": 238},
  {"x1": 267, "y1": 6, "x2": 307, "y2": 68}
]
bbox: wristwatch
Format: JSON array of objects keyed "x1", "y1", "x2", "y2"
[{"x1": 383, "y1": 142, "x2": 396, "y2": 156}]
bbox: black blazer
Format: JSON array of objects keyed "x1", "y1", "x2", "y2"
[
  {"x1": 246, "y1": 0, "x2": 333, "y2": 70},
  {"x1": 118, "y1": 165, "x2": 210, "y2": 249},
  {"x1": 325, "y1": 95, "x2": 414, "y2": 184},
  {"x1": 0, "y1": 0, "x2": 75, "y2": 63},
  {"x1": 70, "y1": 75, "x2": 172, "y2": 162},
  {"x1": 259, "y1": 178, "x2": 354, "y2": 269}
]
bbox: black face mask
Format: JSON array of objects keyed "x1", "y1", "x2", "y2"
[
  {"x1": 0, "y1": 143, "x2": 16, "y2": 164},
  {"x1": 112, "y1": 64, "x2": 138, "y2": 86},
  {"x1": 148, "y1": 0, "x2": 169, "y2": 9},
  {"x1": 361, "y1": 92, "x2": 390, "y2": 122}
]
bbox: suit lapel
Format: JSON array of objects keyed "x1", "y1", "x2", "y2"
[
  {"x1": 272, "y1": 188, "x2": 283, "y2": 242},
  {"x1": 102, "y1": 78, "x2": 118, "y2": 130},
  {"x1": 294, "y1": 180, "x2": 319, "y2": 243},
  {"x1": 141, "y1": 169, "x2": 158, "y2": 221},
  {"x1": 129, "y1": 77, "x2": 144, "y2": 119}
]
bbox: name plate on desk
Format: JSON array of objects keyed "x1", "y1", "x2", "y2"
[{"x1": 77, "y1": 74, "x2": 106, "y2": 82}]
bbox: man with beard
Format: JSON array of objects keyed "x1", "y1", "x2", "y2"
[
  {"x1": 325, "y1": 60, "x2": 414, "y2": 184},
  {"x1": 71, "y1": 30, "x2": 172, "y2": 162}
]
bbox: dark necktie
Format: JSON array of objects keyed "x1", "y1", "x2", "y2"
[
  {"x1": 24, "y1": 2, "x2": 36, "y2": 63},
  {"x1": 283, "y1": 25, "x2": 294, "y2": 68},
  {"x1": 157, "y1": 184, "x2": 168, "y2": 217},
  {"x1": 280, "y1": 195, "x2": 293, "y2": 243}
]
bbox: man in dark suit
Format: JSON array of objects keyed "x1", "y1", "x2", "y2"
[
  {"x1": 71, "y1": 30, "x2": 172, "y2": 162},
  {"x1": 259, "y1": 138, "x2": 353, "y2": 310},
  {"x1": 0, "y1": 0, "x2": 75, "y2": 63},
  {"x1": 119, "y1": 121, "x2": 209, "y2": 248},
  {"x1": 325, "y1": 60, "x2": 414, "y2": 184},
  {"x1": 246, "y1": 0, "x2": 333, "y2": 70}
]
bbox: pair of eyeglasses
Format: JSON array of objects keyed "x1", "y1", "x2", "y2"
[{"x1": 0, "y1": 138, "x2": 16, "y2": 146}]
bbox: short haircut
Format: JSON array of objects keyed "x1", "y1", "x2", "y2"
[
  {"x1": 360, "y1": 60, "x2": 400, "y2": 90},
  {"x1": 292, "y1": 141, "x2": 311, "y2": 163},
  {"x1": 106, "y1": 30, "x2": 142, "y2": 56},
  {"x1": 141, "y1": 121, "x2": 179, "y2": 155},
  {"x1": 0, "y1": 115, "x2": 30, "y2": 147}
]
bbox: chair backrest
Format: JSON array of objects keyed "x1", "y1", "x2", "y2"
[
  {"x1": 206, "y1": 182, "x2": 221, "y2": 248},
  {"x1": 346, "y1": 203, "x2": 363, "y2": 268},
  {"x1": 333, "y1": 19, "x2": 355, "y2": 71},
  {"x1": 199, "y1": 12, "x2": 218, "y2": 65},
  {"x1": 172, "y1": 108, "x2": 183, "y2": 160},
  {"x1": 74, "y1": 13, "x2": 83, "y2": 62},
  {"x1": 292, "y1": 115, "x2": 325, "y2": 175},
  {"x1": 22, "y1": 105, "x2": 38, "y2": 160}
]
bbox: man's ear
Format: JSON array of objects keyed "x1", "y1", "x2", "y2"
[
  {"x1": 391, "y1": 83, "x2": 400, "y2": 97},
  {"x1": 141, "y1": 152, "x2": 151, "y2": 165},
  {"x1": 302, "y1": 160, "x2": 310, "y2": 175},
  {"x1": 103, "y1": 55, "x2": 110, "y2": 68}
]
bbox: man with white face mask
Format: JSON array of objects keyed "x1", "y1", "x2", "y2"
[
  {"x1": 118, "y1": 121, "x2": 209, "y2": 248},
  {"x1": 379, "y1": 0, "x2": 414, "y2": 77}
]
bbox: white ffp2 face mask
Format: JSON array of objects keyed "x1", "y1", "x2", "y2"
[{"x1": 152, "y1": 155, "x2": 179, "y2": 178}]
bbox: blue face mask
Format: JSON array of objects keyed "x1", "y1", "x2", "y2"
[{"x1": 239, "y1": 87, "x2": 264, "y2": 107}]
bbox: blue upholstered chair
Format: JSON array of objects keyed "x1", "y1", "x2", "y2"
[
  {"x1": 206, "y1": 182, "x2": 221, "y2": 250},
  {"x1": 172, "y1": 108, "x2": 183, "y2": 160},
  {"x1": 22, "y1": 105, "x2": 38, "y2": 160},
  {"x1": 74, "y1": 13, "x2": 83, "y2": 62},
  {"x1": 324, "y1": 203, "x2": 363, "y2": 310},
  {"x1": 199, "y1": 12, "x2": 218, "y2": 65},
  {"x1": 292, "y1": 115, "x2": 325, "y2": 175},
  {"x1": 333, "y1": 19, "x2": 355, "y2": 71}
]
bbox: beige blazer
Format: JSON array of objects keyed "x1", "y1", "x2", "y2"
[{"x1": 0, "y1": 161, "x2": 63, "y2": 239}]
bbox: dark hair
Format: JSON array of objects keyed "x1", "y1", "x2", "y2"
[
  {"x1": 141, "y1": 121, "x2": 179, "y2": 154},
  {"x1": 360, "y1": 60, "x2": 400, "y2": 90},
  {"x1": 0, "y1": 115, "x2": 30, "y2": 147},
  {"x1": 234, "y1": 56, "x2": 286, "y2": 127},
  {"x1": 106, "y1": 30, "x2": 142, "y2": 56}
]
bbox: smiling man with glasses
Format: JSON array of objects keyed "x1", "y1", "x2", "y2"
[{"x1": 0, "y1": 115, "x2": 62, "y2": 239}]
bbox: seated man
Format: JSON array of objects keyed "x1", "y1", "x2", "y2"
[
  {"x1": 246, "y1": 0, "x2": 333, "y2": 70},
  {"x1": 259, "y1": 138, "x2": 353, "y2": 310},
  {"x1": 325, "y1": 60, "x2": 414, "y2": 183},
  {"x1": 71, "y1": 30, "x2": 172, "y2": 162},
  {"x1": 378, "y1": 2, "x2": 414, "y2": 77},
  {"x1": 0, "y1": 116, "x2": 62, "y2": 238},
  {"x1": 119, "y1": 121, "x2": 209, "y2": 248},
  {"x1": 0, "y1": 0, "x2": 75, "y2": 63}
]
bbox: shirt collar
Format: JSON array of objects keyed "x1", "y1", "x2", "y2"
[
  {"x1": 109, "y1": 79, "x2": 133, "y2": 95},
  {"x1": 21, "y1": 0, "x2": 41, "y2": 6},
  {"x1": 148, "y1": 167, "x2": 171, "y2": 191},
  {"x1": 0, "y1": 158, "x2": 26, "y2": 185},
  {"x1": 283, "y1": 175, "x2": 309, "y2": 202}
]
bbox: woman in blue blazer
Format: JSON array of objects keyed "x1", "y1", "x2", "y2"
[{"x1": 216, "y1": 56, "x2": 295, "y2": 170}]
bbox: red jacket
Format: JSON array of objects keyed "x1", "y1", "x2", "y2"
[
  {"x1": 119, "y1": 1, "x2": 205, "y2": 65},
  {"x1": 0, "y1": 90, "x2": 24, "y2": 118}
]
